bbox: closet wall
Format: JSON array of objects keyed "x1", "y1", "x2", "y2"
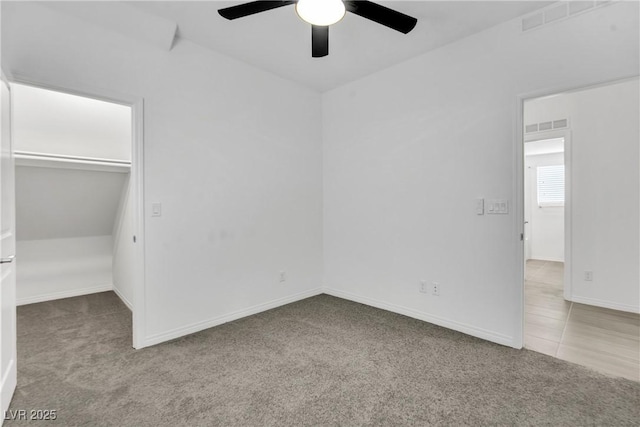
[{"x1": 12, "y1": 83, "x2": 132, "y2": 306}]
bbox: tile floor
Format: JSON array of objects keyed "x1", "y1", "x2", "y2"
[{"x1": 525, "y1": 259, "x2": 640, "y2": 381}]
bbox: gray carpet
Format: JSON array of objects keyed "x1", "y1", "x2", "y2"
[{"x1": 6, "y1": 292, "x2": 640, "y2": 426}]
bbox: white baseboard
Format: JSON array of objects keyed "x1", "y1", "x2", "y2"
[
  {"x1": 323, "y1": 288, "x2": 515, "y2": 348},
  {"x1": 1, "y1": 359, "x2": 16, "y2": 426},
  {"x1": 569, "y1": 295, "x2": 639, "y2": 314},
  {"x1": 16, "y1": 283, "x2": 113, "y2": 306},
  {"x1": 142, "y1": 287, "x2": 324, "y2": 348},
  {"x1": 112, "y1": 286, "x2": 133, "y2": 311}
]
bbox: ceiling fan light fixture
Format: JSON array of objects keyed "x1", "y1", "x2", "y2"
[{"x1": 295, "y1": 0, "x2": 346, "y2": 26}]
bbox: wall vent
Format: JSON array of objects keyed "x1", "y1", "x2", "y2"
[
  {"x1": 522, "y1": 1, "x2": 615, "y2": 32},
  {"x1": 553, "y1": 119, "x2": 568, "y2": 129},
  {"x1": 525, "y1": 118, "x2": 569, "y2": 133},
  {"x1": 525, "y1": 124, "x2": 539, "y2": 133},
  {"x1": 539, "y1": 121, "x2": 553, "y2": 131}
]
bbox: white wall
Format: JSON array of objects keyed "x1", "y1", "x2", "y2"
[
  {"x1": 112, "y1": 174, "x2": 134, "y2": 310},
  {"x1": 525, "y1": 151, "x2": 564, "y2": 262},
  {"x1": 2, "y1": 2, "x2": 323, "y2": 345},
  {"x1": 322, "y1": 2, "x2": 639, "y2": 346},
  {"x1": 16, "y1": 236, "x2": 112, "y2": 305},
  {"x1": 12, "y1": 83, "x2": 131, "y2": 161},
  {"x1": 524, "y1": 79, "x2": 639, "y2": 313}
]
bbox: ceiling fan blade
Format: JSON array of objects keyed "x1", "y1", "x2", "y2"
[
  {"x1": 344, "y1": 1, "x2": 417, "y2": 34},
  {"x1": 312, "y1": 25, "x2": 329, "y2": 58},
  {"x1": 218, "y1": 1, "x2": 295, "y2": 20}
]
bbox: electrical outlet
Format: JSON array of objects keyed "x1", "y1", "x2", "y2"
[
  {"x1": 584, "y1": 271, "x2": 593, "y2": 281},
  {"x1": 279, "y1": 271, "x2": 286, "y2": 282},
  {"x1": 419, "y1": 280, "x2": 428, "y2": 293},
  {"x1": 432, "y1": 282, "x2": 440, "y2": 296}
]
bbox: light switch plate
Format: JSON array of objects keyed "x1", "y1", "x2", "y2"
[
  {"x1": 476, "y1": 198, "x2": 484, "y2": 215},
  {"x1": 151, "y1": 203, "x2": 162, "y2": 217},
  {"x1": 487, "y1": 199, "x2": 509, "y2": 214}
]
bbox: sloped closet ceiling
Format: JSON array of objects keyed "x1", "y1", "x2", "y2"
[{"x1": 15, "y1": 167, "x2": 127, "y2": 241}]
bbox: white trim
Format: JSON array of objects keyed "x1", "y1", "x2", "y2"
[
  {"x1": 1, "y1": 359, "x2": 16, "y2": 424},
  {"x1": 143, "y1": 288, "x2": 323, "y2": 348},
  {"x1": 8, "y1": 73, "x2": 146, "y2": 350},
  {"x1": 513, "y1": 94, "x2": 525, "y2": 349},
  {"x1": 138, "y1": 288, "x2": 516, "y2": 348},
  {"x1": 112, "y1": 285, "x2": 133, "y2": 311},
  {"x1": 16, "y1": 283, "x2": 113, "y2": 306},
  {"x1": 131, "y1": 98, "x2": 145, "y2": 349},
  {"x1": 323, "y1": 288, "x2": 515, "y2": 348},
  {"x1": 0, "y1": 72, "x2": 17, "y2": 427},
  {"x1": 568, "y1": 296, "x2": 640, "y2": 314},
  {"x1": 563, "y1": 132, "x2": 573, "y2": 301}
]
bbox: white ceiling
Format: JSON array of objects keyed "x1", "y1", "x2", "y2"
[{"x1": 129, "y1": 1, "x2": 553, "y2": 92}]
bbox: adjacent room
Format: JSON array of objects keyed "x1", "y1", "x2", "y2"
[
  {"x1": 1, "y1": 1, "x2": 638, "y2": 425},
  {"x1": 523, "y1": 78, "x2": 640, "y2": 381}
]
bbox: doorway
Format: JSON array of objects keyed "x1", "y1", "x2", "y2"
[
  {"x1": 8, "y1": 78, "x2": 145, "y2": 349},
  {"x1": 523, "y1": 136, "x2": 567, "y2": 356},
  {"x1": 519, "y1": 78, "x2": 640, "y2": 381}
]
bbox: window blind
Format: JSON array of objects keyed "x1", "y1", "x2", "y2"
[{"x1": 537, "y1": 165, "x2": 565, "y2": 207}]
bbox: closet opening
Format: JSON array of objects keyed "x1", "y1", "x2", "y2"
[{"x1": 11, "y1": 82, "x2": 141, "y2": 347}]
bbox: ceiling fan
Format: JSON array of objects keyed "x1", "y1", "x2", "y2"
[{"x1": 218, "y1": 0, "x2": 418, "y2": 58}]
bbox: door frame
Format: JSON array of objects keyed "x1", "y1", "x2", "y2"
[
  {"x1": 1, "y1": 70, "x2": 17, "y2": 423},
  {"x1": 8, "y1": 73, "x2": 146, "y2": 349},
  {"x1": 514, "y1": 75, "x2": 637, "y2": 349}
]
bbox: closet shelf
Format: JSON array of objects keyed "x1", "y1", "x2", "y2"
[{"x1": 14, "y1": 151, "x2": 131, "y2": 173}]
